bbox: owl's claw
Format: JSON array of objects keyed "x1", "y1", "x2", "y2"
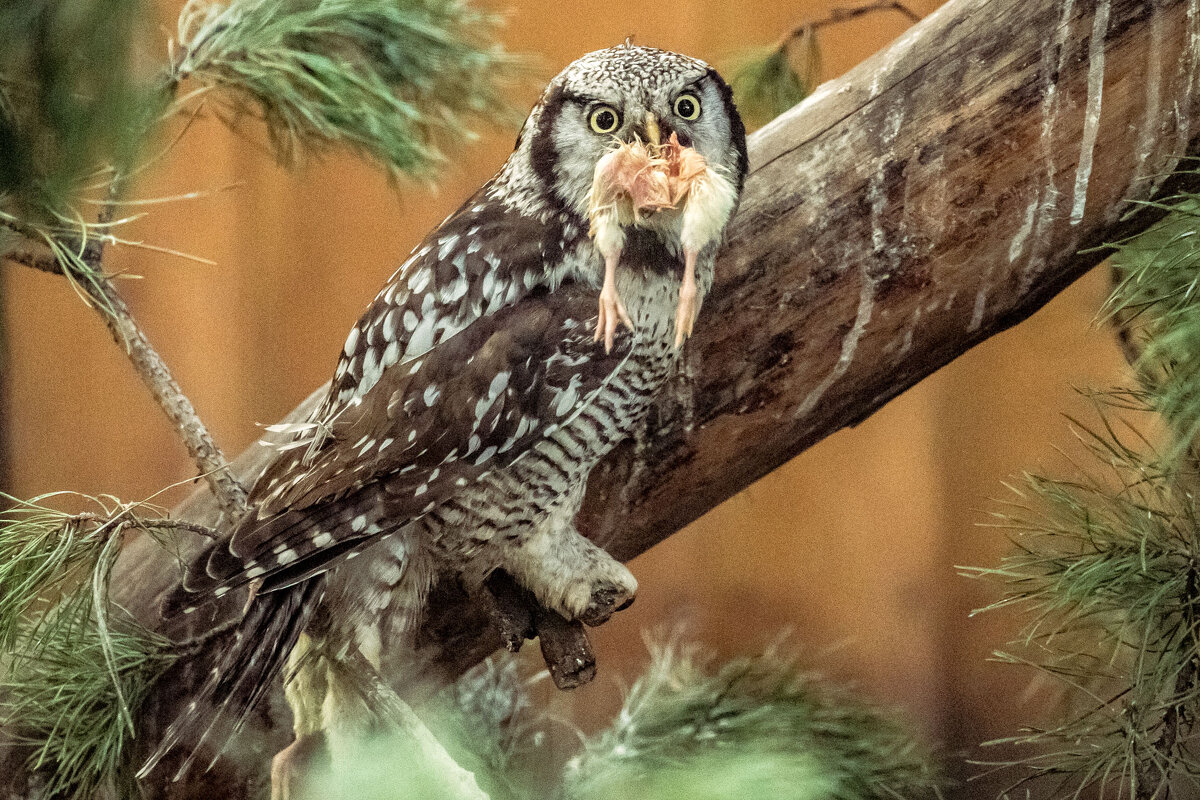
[{"x1": 674, "y1": 248, "x2": 700, "y2": 349}]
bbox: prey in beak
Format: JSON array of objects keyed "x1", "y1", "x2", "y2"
[{"x1": 587, "y1": 114, "x2": 737, "y2": 352}]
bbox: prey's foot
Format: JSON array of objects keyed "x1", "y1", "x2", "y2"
[
  {"x1": 595, "y1": 283, "x2": 633, "y2": 354},
  {"x1": 673, "y1": 283, "x2": 699, "y2": 349},
  {"x1": 595, "y1": 251, "x2": 633, "y2": 353},
  {"x1": 270, "y1": 732, "x2": 329, "y2": 800},
  {"x1": 674, "y1": 247, "x2": 701, "y2": 349}
]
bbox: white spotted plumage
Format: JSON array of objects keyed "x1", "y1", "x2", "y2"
[{"x1": 147, "y1": 44, "x2": 747, "y2": 786}]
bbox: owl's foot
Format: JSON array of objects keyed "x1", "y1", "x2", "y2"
[
  {"x1": 270, "y1": 731, "x2": 328, "y2": 800},
  {"x1": 595, "y1": 251, "x2": 633, "y2": 353},
  {"x1": 500, "y1": 524, "x2": 638, "y2": 627},
  {"x1": 674, "y1": 248, "x2": 700, "y2": 349},
  {"x1": 544, "y1": 556, "x2": 636, "y2": 627},
  {"x1": 579, "y1": 578, "x2": 636, "y2": 626}
]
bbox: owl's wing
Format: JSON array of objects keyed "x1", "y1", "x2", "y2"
[
  {"x1": 314, "y1": 184, "x2": 581, "y2": 416},
  {"x1": 166, "y1": 284, "x2": 632, "y2": 613}
]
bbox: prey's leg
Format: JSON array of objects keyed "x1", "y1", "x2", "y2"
[
  {"x1": 270, "y1": 634, "x2": 330, "y2": 800},
  {"x1": 674, "y1": 247, "x2": 700, "y2": 349},
  {"x1": 595, "y1": 249, "x2": 633, "y2": 353}
]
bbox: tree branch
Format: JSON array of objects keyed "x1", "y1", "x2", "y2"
[
  {"x1": 1, "y1": 213, "x2": 249, "y2": 521},
  {"x1": 5, "y1": 0, "x2": 1199, "y2": 795}
]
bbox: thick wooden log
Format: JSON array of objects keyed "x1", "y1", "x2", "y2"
[{"x1": 5, "y1": 0, "x2": 1200, "y2": 795}]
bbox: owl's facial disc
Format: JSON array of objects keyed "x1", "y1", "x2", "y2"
[{"x1": 519, "y1": 45, "x2": 747, "y2": 230}]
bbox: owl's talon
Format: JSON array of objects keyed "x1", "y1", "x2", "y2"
[{"x1": 579, "y1": 582, "x2": 637, "y2": 627}]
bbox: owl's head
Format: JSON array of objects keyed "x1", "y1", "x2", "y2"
[{"x1": 511, "y1": 44, "x2": 748, "y2": 222}]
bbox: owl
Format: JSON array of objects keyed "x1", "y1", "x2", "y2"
[{"x1": 143, "y1": 44, "x2": 748, "y2": 790}]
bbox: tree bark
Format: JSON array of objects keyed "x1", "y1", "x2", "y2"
[{"x1": 6, "y1": 0, "x2": 1200, "y2": 795}]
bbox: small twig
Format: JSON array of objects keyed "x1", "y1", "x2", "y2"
[
  {"x1": 336, "y1": 646, "x2": 490, "y2": 800},
  {"x1": 2, "y1": 194, "x2": 248, "y2": 521},
  {"x1": 80, "y1": 263, "x2": 248, "y2": 519},
  {"x1": 171, "y1": 616, "x2": 243, "y2": 656},
  {"x1": 533, "y1": 609, "x2": 596, "y2": 691},
  {"x1": 138, "y1": 519, "x2": 220, "y2": 539},
  {"x1": 780, "y1": 0, "x2": 921, "y2": 46},
  {"x1": 481, "y1": 570, "x2": 596, "y2": 689},
  {"x1": 4, "y1": 249, "x2": 61, "y2": 274}
]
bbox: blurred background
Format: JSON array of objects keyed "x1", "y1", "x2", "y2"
[{"x1": 0, "y1": 0, "x2": 1129, "y2": 791}]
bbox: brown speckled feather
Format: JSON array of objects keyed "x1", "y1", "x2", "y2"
[{"x1": 166, "y1": 287, "x2": 632, "y2": 610}]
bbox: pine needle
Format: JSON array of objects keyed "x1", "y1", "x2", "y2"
[
  {"x1": 564, "y1": 641, "x2": 943, "y2": 800},
  {"x1": 1106, "y1": 194, "x2": 1200, "y2": 459},
  {"x1": 170, "y1": 0, "x2": 522, "y2": 175},
  {"x1": 0, "y1": 493, "x2": 187, "y2": 799},
  {"x1": 966, "y1": 399, "x2": 1200, "y2": 799},
  {"x1": 0, "y1": 0, "x2": 152, "y2": 214}
]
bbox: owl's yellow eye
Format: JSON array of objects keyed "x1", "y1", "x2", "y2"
[
  {"x1": 589, "y1": 105, "x2": 621, "y2": 134},
  {"x1": 673, "y1": 93, "x2": 701, "y2": 121}
]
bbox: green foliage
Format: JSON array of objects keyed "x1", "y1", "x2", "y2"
[
  {"x1": 2, "y1": 599, "x2": 175, "y2": 800},
  {"x1": 1107, "y1": 195, "x2": 1200, "y2": 456},
  {"x1": 969, "y1": 173, "x2": 1200, "y2": 797},
  {"x1": 565, "y1": 642, "x2": 942, "y2": 800},
  {"x1": 171, "y1": 0, "x2": 520, "y2": 175},
  {"x1": 0, "y1": 495, "x2": 180, "y2": 799},
  {"x1": 1, "y1": 0, "x2": 521, "y2": 268},
  {"x1": 967, "y1": 399, "x2": 1200, "y2": 799},
  {"x1": 727, "y1": 35, "x2": 819, "y2": 130},
  {"x1": 291, "y1": 644, "x2": 941, "y2": 800},
  {"x1": 0, "y1": 0, "x2": 150, "y2": 214}
]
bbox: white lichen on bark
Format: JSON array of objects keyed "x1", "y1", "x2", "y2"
[
  {"x1": 1132, "y1": 0, "x2": 1165, "y2": 196},
  {"x1": 1069, "y1": 0, "x2": 1109, "y2": 226},
  {"x1": 1021, "y1": 0, "x2": 1077, "y2": 293}
]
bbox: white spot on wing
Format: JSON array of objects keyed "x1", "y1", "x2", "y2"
[
  {"x1": 438, "y1": 234, "x2": 460, "y2": 260},
  {"x1": 405, "y1": 314, "x2": 437, "y2": 358}
]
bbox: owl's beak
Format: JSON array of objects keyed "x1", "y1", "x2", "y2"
[{"x1": 642, "y1": 111, "x2": 661, "y2": 147}]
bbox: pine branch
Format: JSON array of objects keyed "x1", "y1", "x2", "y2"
[
  {"x1": 1136, "y1": 563, "x2": 1200, "y2": 800},
  {"x1": 0, "y1": 212, "x2": 249, "y2": 521},
  {"x1": 786, "y1": 0, "x2": 921, "y2": 37},
  {"x1": 169, "y1": 0, "x2": 519, "y2": 173},
  {"x1": 565, "y1": 641, "x2": 942, "y2": 800}
]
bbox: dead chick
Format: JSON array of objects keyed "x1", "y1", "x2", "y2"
[{"x1": 587, "y1": 130, "x2": 739, "y2": 351}]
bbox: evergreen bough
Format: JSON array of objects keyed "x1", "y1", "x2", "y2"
[{"x1": 970, "y1": 167, "x2": 1200, "y2": 799}]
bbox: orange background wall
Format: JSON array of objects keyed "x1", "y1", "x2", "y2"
[{"x1": 0, "y1": 0, "x2": 1128, "y2": 792}]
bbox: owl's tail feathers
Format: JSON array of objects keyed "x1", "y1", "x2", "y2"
[{"x1": 138, "y1": 576, "x2": 325, "y2": 783}]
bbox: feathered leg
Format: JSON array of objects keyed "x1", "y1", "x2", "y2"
[
  {"x1": 491, "y1": 486, "x2": 636, "y2": 626},
  {"x1": 139, "y1": 577, "x2": 327, "y2": 782}
]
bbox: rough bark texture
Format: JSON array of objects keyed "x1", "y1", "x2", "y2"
[{"x1": 5, "y1": 0, "x2": 1200, "y2": 795}]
